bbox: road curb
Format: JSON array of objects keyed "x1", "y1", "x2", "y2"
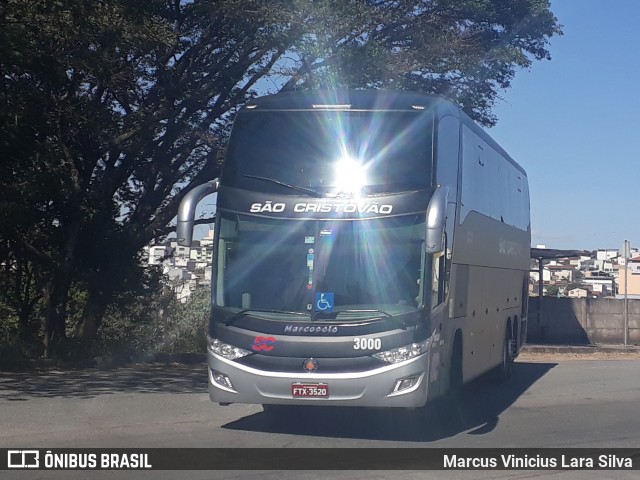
[
  {"x1": 93, "y1": 352, "x2": 207, "y2": 369},
  {"x1": 9, "y1": 352, "x2": 207, "y2": 372},
  {"x1": 522, "y1": 344, "x2": 640, "y2": 354}
]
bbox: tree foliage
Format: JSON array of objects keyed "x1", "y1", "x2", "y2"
[
  {"x1": 0, "y1": 0, "x2": 561, "y2": 358},
  {"x1": 281, "y1": 0, "x2": 562, "y2": 125},
  {"x1": 545, "y1": 285, "x2": 560, "y2": 297}
]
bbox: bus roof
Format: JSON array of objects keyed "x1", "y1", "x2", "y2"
[
  {"x1": 243, "y1": 89, "x2": 527, "y2": 177},
  {"x1": 244, "y1": 89, "x2": 459, "y2": 113}
]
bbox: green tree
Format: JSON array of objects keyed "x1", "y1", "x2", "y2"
[
  {"x1": 282, "y1": 0, "x2": 562, "y2": 126},
  {"x1": 566, "y1": 282, "x2": 584, "y2": 292},
  {"x1": 546, "y1": 285, "x2": 560, "y2": 297},
  {"x1": 1, "y1": 0, "x2": 561, "y2": 357},
  {"x1": 0, "y1": 243, "x2": 44, "y2": 342}
]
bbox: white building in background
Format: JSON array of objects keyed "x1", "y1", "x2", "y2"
[
  {"x1": 596, "y1": 249, "x2": 619, "y2": 261},
  {"x1": 166, "y1": 267, "x2": 190, "y2": 283},
  {"x1": 530, "y1": 269, "x2": 551, "y2": 283},
  {"x1": 147, "y1": 245, "x2": 168, "y2": 265},
  {"x1": 167, "y1": 240, "x2": 190, "y2": 259},
  {"x1": 190, "y1": 244, "x2": 213, "y2": 263},
  {"x1": 200, "y1": 227, "x2": 215, "y2": 247},
  {"x1": 582, "y1": 275, "x2": 615, "y2": 296},
  {"x1": 567, "y1": 287, "x2": 589, "y2": 298},
  {"x1": 530, "y1": 242, "x2": 640, "y2": 298},
  {"x1": 593, "y1": 258, "x2": 616, "y2": 273},
  {"x1": 143, "y1": 227, "x2": 215, "y2": 302},
  {"x1": 618, "y1": 249, "x2": 639, "y2": 266},
  {"x1": 547, "y1": 264, "x2": 574, "y2": 282}
]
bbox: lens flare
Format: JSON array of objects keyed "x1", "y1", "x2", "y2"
[{"x1": 333, "y1": 156, "x2": 368, "y2": 195}]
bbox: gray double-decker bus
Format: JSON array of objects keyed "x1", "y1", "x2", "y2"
[{"x1": 177, "y1": 90, "x2": 530, "y2": 409}]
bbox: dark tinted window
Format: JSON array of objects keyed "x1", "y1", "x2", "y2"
[
  {"x1": 216, "y1": 213, "x2": 426, "y2": 316},
  {"x1": 223, "y1": 110, "x2": 432, "y2": 195}
]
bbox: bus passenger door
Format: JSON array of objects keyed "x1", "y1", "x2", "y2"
[{"x1": 428, "y1": 114, "x2": 463, "y2": 397}]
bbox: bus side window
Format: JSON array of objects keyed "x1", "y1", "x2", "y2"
[
  {"x1": 431, "y1": 236, "x2": 450, "y2": 309},
  {"x1": 431, "y1": 251, "x2": 443, "y2": 308}
]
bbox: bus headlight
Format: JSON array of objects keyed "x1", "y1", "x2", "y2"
[
  {"x1": 372, "y1": 337, "x2": 431, "y2": 364},
  {"x1": 207, "y1": 336, "x2": 252, "y2": 360}
]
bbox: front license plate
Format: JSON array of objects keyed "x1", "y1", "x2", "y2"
[{"x1": 291, "y1": 383, "x2": 329, "y2": 398}]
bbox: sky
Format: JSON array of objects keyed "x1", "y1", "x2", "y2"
[{"x1": 488, "y1": 0, "x2": 640, "y2": 251}]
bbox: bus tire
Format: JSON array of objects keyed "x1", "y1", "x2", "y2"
[
  {"x1": 448, "y1": 334, "x2": 463, "y2": 399},
  {"x1": 493, "y1": 323, "x2": 514, "y2": 382},
  {"x1": 428, "y1": 335, "x2": 463, "y2": 421}
]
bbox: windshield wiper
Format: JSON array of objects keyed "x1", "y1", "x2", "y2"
[
  {"x1": 241, "y1": 174, "x2": 324, "y2": 198},
  {"x1": 340, "y1": 308, "x2": 393, "y2": 318},
  {"x1": 339, "y1": 309, "x2": 407, "y2": 329},
  {"x1": 224, "y1": 308, "x2": 309, "y2": 325}
]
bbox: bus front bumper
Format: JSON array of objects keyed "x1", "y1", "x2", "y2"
[{"x1": 207, "y1": 351, "x2": 431, "y2": 408}]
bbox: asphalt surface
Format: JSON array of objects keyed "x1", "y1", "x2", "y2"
[{"x1": 1, "y1": 346, "x2": 640, "y2": 479}]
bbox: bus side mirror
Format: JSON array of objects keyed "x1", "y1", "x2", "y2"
[
  {"x1": 425, "y1": 185, "x2": 450, "y2": 254},
  {"x1": 176, "y1": 178, "x2": 220, "y2": 247}
]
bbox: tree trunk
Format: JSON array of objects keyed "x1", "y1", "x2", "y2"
[
  {"x1": 78, "y1": 238, "x2": 142, "y2": 344},
  {"x1": 16, "y1": 262, "x2": 42, "y2": 343},
  {"x1": 42, "y1": 222, "x2": 80, "y2": 358},
  {"x1": 78, "y1": 285, "x2": 111, "y2": 342},
  {"x1": 17, "y1": 306, "x2": 33, "y2": 343},
  {"x1": 43, "y1": 271, "x2": 71, "y2": 358}
]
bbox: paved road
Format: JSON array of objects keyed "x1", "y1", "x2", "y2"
[{"x1": 1, "y1": 357, "x2": 640, "y2": 479}]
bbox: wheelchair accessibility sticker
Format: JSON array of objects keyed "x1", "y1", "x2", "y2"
[{"x1": 315, "y1": 292, "x2": 334, "y2": 312}]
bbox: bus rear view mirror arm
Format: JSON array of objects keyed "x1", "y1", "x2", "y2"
[
  {"x1": 425, "y1": 185, "x2": 450, "y2": 254},
  {"x1": 177, "y1": 178, "x2": 220, "y2": 247}
]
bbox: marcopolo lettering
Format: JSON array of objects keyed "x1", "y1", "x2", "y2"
[{"x1": 284, "y1": 325, "x2": 338, "y2": 334}]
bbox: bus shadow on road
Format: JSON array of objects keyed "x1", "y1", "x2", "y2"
[
  {"x1": 0, "y1": 363, "x2": 208, "y2": 400},
  {"x1": 222, "y1": 361, "x2": 556, "y2": 442}
]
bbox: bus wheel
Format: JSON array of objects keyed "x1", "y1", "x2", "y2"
[
  {"x1": 428, "y1": 339, "x2": 463, "y2": 422},
  {"x1": 493, "y1": 325, "x2": 514, "y2": 382},
  {"x1": 447, "y1": 337, "x2": 463, "y2": 400}
]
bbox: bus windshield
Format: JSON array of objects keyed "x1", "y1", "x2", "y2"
[
  {"x1": 223, "y1": 110, "x2": 433, "y2": 195},
  {"x1": 215, "y1": 212, "x2": 426, "y2": 320}
]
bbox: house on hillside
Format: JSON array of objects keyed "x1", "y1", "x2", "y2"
[
  {"x1": 547, "y1": 264, "x2": 574, "y2": 282},
  {"x1": 566, "y1": 287, "x2": 589, "y2": 298},
  {"x1": 618, "y1": 256, "x2": 640, "y2": 297}
]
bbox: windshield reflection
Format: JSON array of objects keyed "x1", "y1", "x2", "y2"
[
  {"x1": 215, "y1": 213, "x2": 426, "y2": 320},
  {"x1": 223, "y1": 110, "x2": 432, "y2": 195}
]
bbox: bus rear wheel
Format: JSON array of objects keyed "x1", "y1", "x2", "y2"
[
  {"x1": 449, "y1": 341, "x2": 463, "y2": 396},
  {"x1": 493, "y1": 325, "x2": 514, "y2": 382},
  {"x1": 423, "y1": 339, "x2": 463, "y2": 422}
]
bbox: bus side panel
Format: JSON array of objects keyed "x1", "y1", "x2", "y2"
[
  {"x1": 454, "y1": 213, "x2": 530, "y2": 272},
  {"x1": 463, "y1": 265, "x2": 527, "y2": 380},
  {"x1": 453, "y1": 213, "x2": 529, "y2": 380},
  {"x1": 451, "y1": 121, "x2": 531, "y2": 383}
]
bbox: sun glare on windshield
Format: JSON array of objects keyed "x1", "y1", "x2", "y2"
[{"x1": 332, "y1": 156, "x2": 369, "y2": 196}]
